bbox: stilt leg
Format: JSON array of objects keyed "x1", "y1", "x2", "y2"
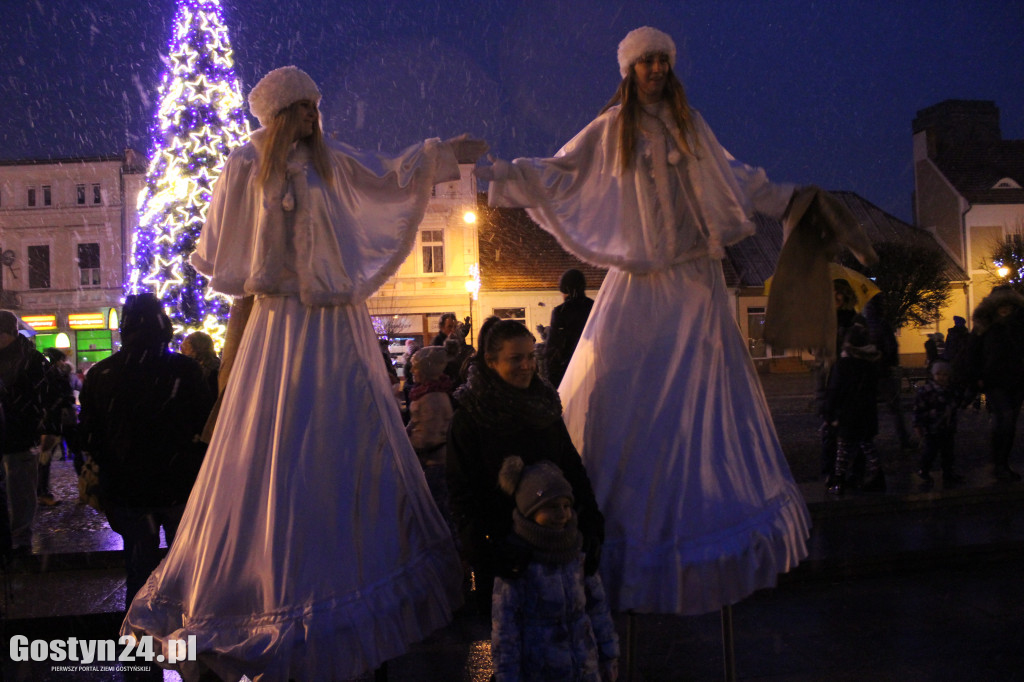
[
  {"x1": 721, "y1": 605, "x2": 736, "y2": 682},
  {"x1": 626, "y1": 610, "x2": 638, "y2": 681}
]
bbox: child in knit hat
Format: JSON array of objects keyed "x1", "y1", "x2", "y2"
[
  {"x1": 406, "y1": 346, "x2": 455, "y2": 530},
  {"x1": 492, "y1": 456, "x2": 619, "y2": 682},
  {"x1": 913, "y1": 360, "x2": 965, "y2": 489}
]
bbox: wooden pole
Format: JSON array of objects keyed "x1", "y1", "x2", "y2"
[
  {"x1": 626, "y1": 611, "x2": 639, "y2": 681},
  {"x1": 721, "y1": 605, "x2": 736, "y2": 682}
]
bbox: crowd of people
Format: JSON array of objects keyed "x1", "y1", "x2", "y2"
[
  {"x1": 816, "y1": 279, "x2": 1024, "y2": 497},
  {"x1": 2, "y1": 24, "x2": 1022, "y2": 682}
]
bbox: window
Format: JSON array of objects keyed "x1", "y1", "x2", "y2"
[
  {"x1": 27, "y1": 187, "x2": 36, "y2": 207},
  {"x1": 28, "y1": 245, "x2": 50, "y2": 289},
  {"x1": 92, "y1": 183, "x2": 101, "y2": 205},
  {"x1": 746, "y1": 306, "x2": 785, "y2": 358},
  {"x1": 77, "y1": 184, "x2": 86, "y2": 205},
  {"x1": 42, "y1": 185, "x2": 51, "y2": 206},
  {"x1": 421, "y1": 229, "x2": 444, "y2": 274},
  {"x1": 493, "y1": 307, "x2": 526, "y2": 324},
  {"x1": 78, "y1": 243, "x2": 101, "y2": 288},
  {"x1": 747, "y1": 307, "x2": 767, "y2": 358}
]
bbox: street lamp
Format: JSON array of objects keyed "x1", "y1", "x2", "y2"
[
  {"x1": 998, "y1": 266, "x2": 1011, "y2": 278},
  {"x1": 465, "y1": 263, "x2": 481, "y2": 345}
]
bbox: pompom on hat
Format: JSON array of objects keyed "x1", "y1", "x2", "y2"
[
  {"x1": 248, "y1": 66, "x2": 321, "y2": 127},
  {"x1": 499, "y1": 456, "x2": 574, "y2": 520},
  {"x1": 617, "y1": 26, "x2": 677, "y2": 78}
]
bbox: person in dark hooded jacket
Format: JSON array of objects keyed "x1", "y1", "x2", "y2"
[
  {"x1": 0, "y1": 310, "x2": 61, "y2": 556},
  {"x1": 78, "y1": 293, "x2": 213, "y2": 603},
  {"x1": 824, "y1": 319, "x2": 884, "y2": 494},
  {"x1": 544, "y1": 269, "x2": 595, "y2": 388},
  {"x1": 961, "y1": 286, "x2": 1024, "y2": 481}
]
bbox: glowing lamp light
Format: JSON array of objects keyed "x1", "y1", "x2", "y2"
[
  {"x1": 55, "y1": 333, "x2": 71, "y2": 349},
  {"x1": 998, "y1": 266, "x2": 1010, "y2": 278},
  {"x1": 465, "y1": 263, "x2": 481, "y2": 301},
  {"x1": 107, "y1": 308, "x2": 120, "y2": 331},
  {"x1": 463, "y1": 210, "x2": 477, "y2": 224}
]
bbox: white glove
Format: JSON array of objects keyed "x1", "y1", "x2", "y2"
[
  {"x1": 443, "y1": 134, "x2": 489, "y2": 163},
  {"x1": 474, "y1": 156, "x2": 511, "y2": 182}
]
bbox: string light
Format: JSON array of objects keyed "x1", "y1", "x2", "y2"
[{"x1": 127, "y1": 0, "x2": 250, "y2": 351}]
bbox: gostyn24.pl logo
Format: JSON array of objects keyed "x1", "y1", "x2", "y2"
[{"x1": 10, "y1": 634, "x2": 197, "y2": 665}]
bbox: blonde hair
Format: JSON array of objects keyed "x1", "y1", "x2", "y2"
[
  {"x1": 600, "y1": 61, "x2": 697, "y2": 173},
  {"x1": 257, "y1": 100, "x2": 334, "y2": 190}
]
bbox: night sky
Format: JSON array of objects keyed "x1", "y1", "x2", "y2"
[{"x1": 2, "y1": 0, "x2": 1022, "y2": 223}]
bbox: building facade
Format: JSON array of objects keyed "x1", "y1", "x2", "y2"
[
  {"x1": 913, "y1": 100, "x2": 1024, "y2": 319},
  {"x1": 0, "y1": 150, "x2": 146, "y2": 368},
  {"x1": 366, "y1": 163, "x2": 484, "y2": 354}
]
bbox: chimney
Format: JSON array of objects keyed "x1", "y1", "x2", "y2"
[{"x1": 912, "y1": 100, "x2": 1001, "y2": 160}]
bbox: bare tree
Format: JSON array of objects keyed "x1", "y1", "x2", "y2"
[{"x1": 843, "y1": 241, "x2": 951, "y2": 331}]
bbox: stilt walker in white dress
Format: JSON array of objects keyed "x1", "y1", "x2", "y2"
[
  {"x1": 478, "y1": 27, "x2": 813, "y2": 617},
  {"x1": 121, "y1": 66, "x2": 488, "y2": 681}
]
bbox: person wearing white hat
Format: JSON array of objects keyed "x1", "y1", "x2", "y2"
[
  {"x1": 121, "y1": 65, "x2": 487, "y2": 680},
  {"x1": 478, "y1": 27, "x2": 812, "y2": 617}
]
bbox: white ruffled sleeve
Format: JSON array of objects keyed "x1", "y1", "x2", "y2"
[
  {"x1": 303, "y1": 138, "x2": 460, "y2": 305},
  {"x1": 725, "y1": 151, "x2": 796, "y2": 220},
  {"x1": 487, "y1": 112, "x2": 652, "y2": 271},
  {"x1": 190, "y1": 146, "x2": 261, "y2": 297}
]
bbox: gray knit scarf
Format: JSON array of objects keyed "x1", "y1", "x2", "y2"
[{"x1": 512, "y1": 510, "x2": 583, "y2": 565}]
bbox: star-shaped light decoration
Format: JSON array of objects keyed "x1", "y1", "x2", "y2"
[{"x1": 127, "y1": 0, "x2": 250, "y2": 351}]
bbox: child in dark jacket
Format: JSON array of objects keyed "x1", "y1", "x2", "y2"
[
  {"x1": 825, "y1": 319, "x2": 884, "y2": 494},
  {"x1": 913, "y1": 360, "x2": 964, "y2": 489},
  {"x1": 492, "y1": 456, "x2": 619, "y2": 682}
]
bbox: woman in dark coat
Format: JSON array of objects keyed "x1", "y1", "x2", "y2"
[
  {"x1": 544, "y1": 269, "x2": 595, "y2": 388},
  {"x1": 447, "y1": 317, "x2": 604, "y2": 610},
  {"x1": 824, "y1": 319, "x2": 884, "y2": 494}
]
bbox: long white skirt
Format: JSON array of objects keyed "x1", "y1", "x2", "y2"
[
  {"x1": 560, "y1": 258, "x2": 810, "y2": 616},
  {"x1": 122, "y1": 295, "x2": 462, "y2": 681}
]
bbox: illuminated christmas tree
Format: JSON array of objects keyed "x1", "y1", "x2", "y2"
[
  {"x1": 127, "y1": 0, "x2": 250, "y2": 347},
  {"x1": 991, "y1": 235, "x2": 1024, "y2": 294}
]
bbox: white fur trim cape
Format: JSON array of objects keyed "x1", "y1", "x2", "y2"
[
  {"x1": 487, "y1": 105, "x2": 795, "y2": 273},
  {"x1": 191, "y1": 129, "x2": 460, "y2": 306}
]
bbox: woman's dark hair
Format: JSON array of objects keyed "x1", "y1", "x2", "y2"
[
  {"x1": 44, "y1": 347, "x2": 66, "y2": 363},
  {"x1": 468, "y1": 316, "x2": 535, "y2": 373},
  {"x1": 559, "y1": 269, "x2": 587, "y2": 299},
  {"x1": 438, "y1": 312, "x2": 457, "y2": 331},
  {"x1": 833, "y1": 278, "x2": 857, "y2": 311},
  {"x1": 183, "y1": 331, "x2": 218, "y2": 368}
]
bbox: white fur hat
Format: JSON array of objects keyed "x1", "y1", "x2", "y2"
[
  {"x1": 617, "y1": 26, "x2": 676, "y2": 78},
  {"x1": 248, "y1": 66, "x2": 321, "y2": 127}
]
